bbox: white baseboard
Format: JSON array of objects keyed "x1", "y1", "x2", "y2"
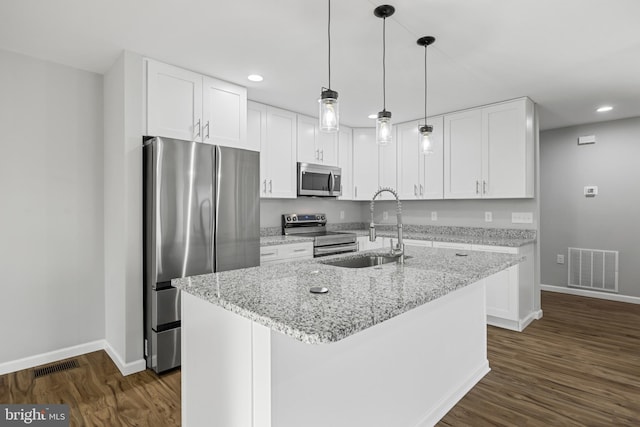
[
  {"x1": 0, "y1": 340, "x2": 105, "y2": 376},
  {"x1": 104, "y1": 342, "x2": 146, "y2": 376},
  {"x1": 541, "y1": 284, "x2": 640, "y2": 305},
  {"x1": 0, "y1": 340, "x2": 146, "y2": 377},
  {"x1": 417, "y1": 361, "x2": 491, "y2": 427}
]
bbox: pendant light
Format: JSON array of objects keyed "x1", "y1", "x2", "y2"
[
  {"x1": 319, "y1": 0, "x2": 339, "y2": 133},
  {"x1": 417, "y1": 36, "x2": 435, "y2": 154},
  {"x1": 374, "y1": 5, "x2": 395, "y2": 145}
]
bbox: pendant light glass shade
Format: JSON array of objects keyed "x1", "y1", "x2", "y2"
[
  {"x1": 417, "y1": 35, "x2": 436, "y2": 155},
  {"x1": 374, "y1": 5, "x2": 395, "y2": 145},
  {"x1": 319, "y1": 88, "x2": 339, "y2": 132},
  {"x1": 319, "y1": 0, "x2": 339, "y2": 133},
  {"x1": 419, "y1": 124, "x2": 434, "y2": 154},
  {"x1": 376, "y1": 110, "x2": 393, "y2": 145}
]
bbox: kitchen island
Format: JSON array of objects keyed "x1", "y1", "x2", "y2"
[{"x1": 174, "y1": 246, "x2": 523, "y2": 427}]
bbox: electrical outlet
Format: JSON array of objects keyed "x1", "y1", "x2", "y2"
[
  {"x1": 485, "y1": 211, "x2": 493, "y2": 222},
  {"x1": 512, "y1": 212, "x2": 533, "y2": 224},
  {"x1": 383, "y1": 211, "x2": 389, "y2": 220},
  {"x1": 431, "y1": 211, "x2": 437, "y2": 221},
  {"x1": 340, "y1": 210, "x2": 345, "y2": 220},
  {"x1": 557, "y1": 254, "x2": 565, "y2": 264}
]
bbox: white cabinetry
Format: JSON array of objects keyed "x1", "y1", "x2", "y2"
[
  {"x1": 444, "y1": 98, "x2": 534, "y2": 199},
  {"x1": 260, "y1": 242, "x2": 313, "y2": 265},
  {"x1": 352, "y1": 129, "x2": 379, "y2": 201},
  {"x1": 248, "y1": 102, "x2": 297, "y2": 198},
  {"x1": 432, "y1": 241, "x2": 472, "y2": 250},
  {"x1": 146, "y1": 59, "x2": 248, "y2": 149},
  {"x1": 471, "y1": 244, "x2": 535, "y2": 331},
  {"x1": 352, "y1": 128, "x2": 397, "y2": 201},
  {"x1": 396, "y1": 116, "x2": 444, "y2": 200},
  {"x1": 337, "y1": 125, "x2": 353, "y2": 200},
  {"x1": 297, "y1": 115, "x2": 338, "y2": 166}
]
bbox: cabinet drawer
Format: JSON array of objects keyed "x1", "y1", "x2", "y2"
[
  {"x1": 432, "y1": 241, "x2": 472, "y2": 250},
  {"x1": 260, "y1": 242, "x2": 313, "y2": 265}
]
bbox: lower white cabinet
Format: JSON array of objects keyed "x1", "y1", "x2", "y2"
[
  {"x1": 472, "y1": 243, "x2": 535, "y2": 331},
  {"x1": 260, "y1": 242, "x2": 313, "y2": 265}
]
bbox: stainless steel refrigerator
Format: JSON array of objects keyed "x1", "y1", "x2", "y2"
[{"x1": 143, "y1": 136, "x2": 260, "y2": 373}]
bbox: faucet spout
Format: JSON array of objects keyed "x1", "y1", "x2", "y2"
[{"x1": 370, "y1": 187, "x2": 404, "y2": 263}]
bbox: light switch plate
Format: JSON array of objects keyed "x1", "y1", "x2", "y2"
[
  {"x1": 512, "y1": 212, "x2": 533, "y2": 224},
  {"x1": 431, "y1": 211, "x2": 437, "y2": 221},
  {"x1": 383, "y1": 211, "x2": 389, "y2": 220},
  {"x1": 340, "y1": 210, "x2": 345, "y2": 220},
  {"x1": 578, "y1": 135, "x2": 596, "y2": 145},
  {"x1": 484, "y1": 212, "x2": 493, "y2": 222},
  {"x1": 584, "y1": 186, "x2": 598, "y2": 197}
]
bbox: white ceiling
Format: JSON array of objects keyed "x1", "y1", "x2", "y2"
[{"x1": 1, "y1": 0, "x2": 639, "y2": 130}]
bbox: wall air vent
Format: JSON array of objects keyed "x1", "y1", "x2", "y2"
[{"x1": 568, "y1": 247, "x2": 618, "y2": 293}]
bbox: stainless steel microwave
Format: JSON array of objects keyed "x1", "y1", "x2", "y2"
[{"x1": 297, "y1": 162, "x2": 342, "y2": 197}]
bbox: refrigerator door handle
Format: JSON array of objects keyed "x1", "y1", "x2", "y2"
[
  {"x1": 328, "y1": 171, "x2": 334, "y2": 193},
  {"x1": 214, "y1": 145, "x2": 221, "y2": 269}
]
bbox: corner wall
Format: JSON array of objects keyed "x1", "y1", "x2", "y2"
[
  {"x1": 0, "y1": 49, "x2": 105, "y2": 369},
  {"x1": 540, "y1": 117, "x2": 640, "y2": 298}
]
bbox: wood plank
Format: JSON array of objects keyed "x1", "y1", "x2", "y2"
[{"x1": 1, "y1": 291, "x2": 638, "y2": 426}]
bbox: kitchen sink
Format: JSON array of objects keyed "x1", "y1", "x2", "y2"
[{"x1": 321, "y1": 254, "x2": 410, "y2": 269}]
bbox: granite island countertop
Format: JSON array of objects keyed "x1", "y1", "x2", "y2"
[{"x1": 174, "y1": 245, "x2": 523, "y2": 345}]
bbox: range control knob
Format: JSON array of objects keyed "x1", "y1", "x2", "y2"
[
  {"x1": 321, "y1": 215, "x2": 326, "y2": 220},
  {"x1": 293, "y1": 217, "x2": 297, "y2": 221},
  {"x1": 286, "y1": 216, "x2": 291, "y2": 222}
]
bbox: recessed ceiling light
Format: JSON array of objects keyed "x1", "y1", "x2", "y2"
[
  {"x1": 248, "y1": 74, "x2": 263, "y2": 82},
  {"x1": 368, "y1": 114, "x2": 377, "y2": 119},
  {"x1": 596, "y1": 105, "x2": 613, "y2": 113}
]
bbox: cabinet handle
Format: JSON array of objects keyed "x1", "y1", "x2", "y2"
[
  {"x1": 320, "y1": 150, "x2": 324, "y2": 161},
  {"x1": 204, "y1": 120, "x2": 210, "y2": 139},
  {"x1": 195, "y1": 119, "x2": 201, "y2": 139},
  {"x1": 483, "y1": 180, "x2": 487, "y2": 194},
  {"x1": 420, "y1": 184, "x2": 424, "y2": 196},
  {"x1": 263, "y1": 179, "x2": 267, "y2": 194},
  {"x1": 293, "y1": 248, "x2": 307, "y2": 253},
  {"x1": 262, "y1": 252, "x2": 276, "y2": 256},
  {"x1": 476, "y1": 180, "x2": 480, "y2": 194},
  {"x1": 269, "y1": 179, "x2": 273, "y2": 193},
  {"x1": 414, "y1": 184, "x2": 418, "y2": 196}
]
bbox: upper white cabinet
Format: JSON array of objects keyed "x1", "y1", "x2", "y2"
[
  {"x1": 202, "y1": 76, "x2": 249, "y2": 149},
  {"x1": 147, "y1": 60, "x2": 202, "y2": 142},
  {"x1": 249, "y1": 102, "x2": 297, "y2": 198},
  {"x1": 297, "y1": 115, "x2": 338, "y2": 166},
  {"x1": 337, "y1": 125, "x2": 354, "y2": 200},
  {"x1": 444, "y1": 97, "x2": 534, "y2": 199},
  {"x1": 352, "y1": 129, "x2": 379, "y2": 201},
  {"x1": 146, "y1": 59, "x2": 250, "y2": 150},
  {"x1": 396, "y1": 116, "x2": 444, "y2": 200},
  {"x1": 377, "y1": 135, "x2": 397, "y2": 201}
]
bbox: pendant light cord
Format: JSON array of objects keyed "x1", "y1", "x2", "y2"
[
  {"x1": 382, "y1": 16, "x2": 387, "y2": 111},
  {"x1": 328, "y1": 0, "x2": 331, "y2": 89},
  {"x1": 424, "y1": 44, "x2": 427, "y2": 122}
]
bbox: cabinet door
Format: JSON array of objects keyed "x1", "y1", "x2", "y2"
[
  {"x1": 318, "y1": 131, "x2": 338, "y2": 166},
  {"x1": 147, "y1": 60, "x2": 203, "y2": 142},
  {"x1": 485, "y1": 265, "x2": 519, "y2": 320},
  {"x1": 444, "y1": 109, "x2": 482, "y2": 199},
  {"x1": 421, "y1": 115, "x2": 444, "y2": 200},
  {"x1": 297, "y1": 114, "x2": 319, "y2": 164},
  {"x1": 482, "y1": 99, "x2": 533, "y2": 198},
  {"x1": 202, "y1": 76, "x2": 248, "y2": 150},
  {"x1": 337, "y1": 126, "x2": 353, "y2": 200},
  {"x1": 396, "y1": 120, "x2": 421, "y2": 199},
  {"x1": 352, "y1": 128, "x2": 379, "y2": 201},
  {"x1": 378, "y1": 139, "x2": 397, "y2": 200},
  {"x1": 248, "y1": 102, "x2": 268, "y2": 196},
  {"x1": 265, "y1": 106, "x2": 297, "y2": 198}
]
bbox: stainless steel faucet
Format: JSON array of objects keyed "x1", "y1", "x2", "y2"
[{"x1": 369, "y1": 187, "x2": 404, "y2": 263}]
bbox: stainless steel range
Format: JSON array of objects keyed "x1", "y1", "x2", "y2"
[{"x1": 282, "y1": 213, "x2": 358, "y2": 257}]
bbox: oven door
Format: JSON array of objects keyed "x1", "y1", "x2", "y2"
[
  {"x1": 298, "y1": 162, "x2": 342, "y2": 197},
  {"x1": 314, "y1": 242, "x2": 358, "y2": 257}
]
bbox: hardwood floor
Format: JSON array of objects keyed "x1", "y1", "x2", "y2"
[
  {"x1": 439, "y1": 291, "x2": 640, "y2": 426},
  {"x1": 1, "y1": 291, "x2": 638, "y2": 426}
]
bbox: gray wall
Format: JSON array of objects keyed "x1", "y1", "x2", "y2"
[
  {"x1": 0, "y1": 49, "x2": 105, "y2": 364},
  {"x1": 540, "y1": 117, "x2": 640, "y2": 297}
]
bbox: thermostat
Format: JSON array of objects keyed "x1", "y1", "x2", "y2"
[{"x1": 584, "y1": 186, "x2": 598, "y2": 197}]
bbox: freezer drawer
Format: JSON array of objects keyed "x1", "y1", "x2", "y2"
[
  {"x1": 152, "y1": 286, "x2": 181, "y2": 328},
  {"x1": 151, "y1": 327, "x2": 181, "y2": 373}
]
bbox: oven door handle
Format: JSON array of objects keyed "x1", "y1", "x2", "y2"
[{"x1": 314, "y1": 243, "x2": 358, "y2": 256}]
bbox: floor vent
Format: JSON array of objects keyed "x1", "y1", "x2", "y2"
[
  {"x1": 33, "y1": 359, "x2": 80, "y2": 378},
  {"x1": 568, "y1": 247, "x2": 618, "y2": 293}
]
